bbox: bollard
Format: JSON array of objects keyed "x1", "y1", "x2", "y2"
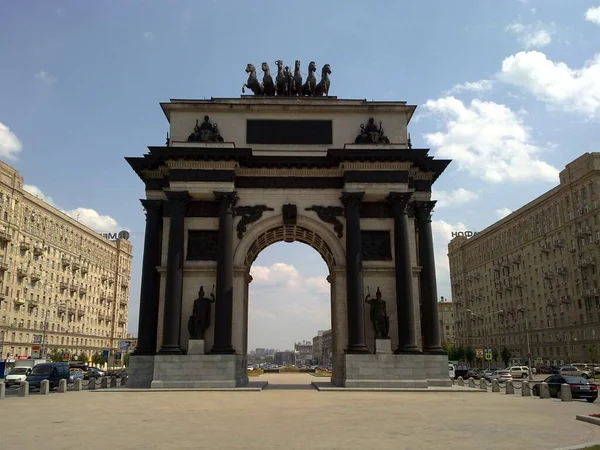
[
  {"x1": 18, "y1": 381, "x2": 29, "y2": 397},
  {"x1": 458, "y1": 377, "x2": 464, "y2": 386},
  {"x1": 506, "y1": 380, "x2": 514, "y2": 394},
  {"x1": 110, "y1": 376, "x2": 117, "y2": 388},
  {"x1": 74, "y1": 379, "x2": 82, "y2": 391},
  {"x1": 100, "y1": 377, "x2": 108, "y2": 389},
  {"x1": 480, "y1": 381, "x2": 488, "y2": 392},
  {"x1": 540, "y1": 382, "x2": 550, "y2": 399},
  {"x1": 492, "y1": 379, "x2": 500, "y2": 392},
  {"x1": 88, "y1": 378, "x2": 96, "y2": 390},
  {"x1": 58, "y1": 379, "x2": 67, "y2": 393},
  {"x1": 521, "y1": 381, "x2": 531, "y2": 397},
  {"x1": 121, "y1": 375, "x2": 128, "y2": 386},
  {"x1": 560, "y1": 383, "x2": 573, "y2": 402},
  {"x1": 40, "y1": 380, "x2": 50, "y2": 395},
  {"x1": 0, "y1": 381, "x2": 5, "y2": 399},
  {"x1": 468, "y1": 377, "x2": 476, "y2": 388},
  {"x1": 116, "y1": 377, "x2": 122, "y2": 388}
]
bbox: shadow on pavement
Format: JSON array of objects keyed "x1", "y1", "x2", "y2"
[{"x1": 263, "y1": 383, "x2": 316, "y2": 390}]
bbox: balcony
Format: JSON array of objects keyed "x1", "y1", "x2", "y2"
[
  {"x1": 99, "y1": 293, "x2": 107, "y2": 302},
  {"x1": 577, "y1": 258, "x2": 596, "y2": 268},
  {"x1": 120, "y1": 278, "x2": 129, "y2": 288},
  {"x1": 512, "y1": 254, "x2": 522, "y2": 264},
  {"x1": 119, "y1": 298, "x2": 128, "y2": 306},
  {"x1": 71, "y1": 260, "x2": 80, "y2": 271},
  {"x1": 28, "y1": 298, "x2": 39, "y2": 308},
  {"x1": 553, "y1": 238, "x2": 565, "y2": 248},
  {"x1": 502, "y1": 260, "x2": 510, "y2": 268},
  {"x1": 30, "y1": 271, "x2": 41, "y2": 281},
  {"x1": 560, "y1": 295, "x2": 571, "y2": 304},
  {"x1": 57, "y1": 304, "x2": 66, "y2": 314},
  {"x1": 474, "y1": 272, "x2": 481, "y2": 280},
  {"x1": 101, "y1": 274, "x2": 108, "y2": 282},
  {"x1": 451, "y1": 279, "x2": 460, "y2": 287},
  {"x1": 77, "y1": 309, "x2": 85, "y2": 318},
  {"x1": 557, "y1": 266, "x2": 568, "y2": 276},
  {"x1": 589, "y1": 257, "x2": 597, "y2": 266},
  {"x1": 0, "y1": 292, "x2": 5, "y2": 301},
  {"x1": 59, "y1": 281, "x2": 69, "y2": 290},
  {"x1": 69, "y1": 284, "x2": 78, "y2": 293},
  {"x1": 515, "y1": 280, "x2": 524, "y2": 288},
  {"x1": 543, "y1": 271, "x2": 555, "y2": 280},
  {"x1": 61, "y1": 256, "x2": 70, "y2": 267},
  {"x1": 0, "y1": 229, "x2": 11, "y2": 242},
  {"x1": 505, "y1": 282, "x2": 513, "y2": 291},
  {"x1": 16, "y1": 266, "x2": 27, "y2": 278},
  {"x1": 98, "y1": 312, "x2": 105, "y2": 320},
  {"x1": 0, "y1": 261, "x2": 8, "y2": 272},
  {"x1": 33, "y1": 243, "x2": 43, "y2": 256},
  {"x1": 78, "y1": 285, "x2": 87, "y2": 295},
  {"x1": 14, "y1": 297, "x2": 25, "y2": 306},
  {"x1": 81, "y1": 265, "x2": 89, "y2": 275},
  {"x1": 540, "y1": 243, "x2": 551, "y2": 253},
  {"x1": 19, "y1": 241, "x2": 31, "y2": 251},
  {"x1": 118, "y1": 316, "x2": 126, "y2": 325}
]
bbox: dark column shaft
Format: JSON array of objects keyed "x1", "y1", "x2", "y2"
[
  {"x1": 388, "y1": 193, "x2": 419, "y2": 353},
  {"x1": 159, "y1": 191, "x2": 190, "y2": 354},
  {"x1": 415, "y1": 200, "x2": 443, "y2": 353},
  {"x1": 341, "y1": 192, "x2": 369, "y2": 354},
  {"x1": 135, "y1": 199, "x2": 163, "y2": 355},
  {"x1": 211, "y1": 191, "x2": 237, "y2": 354}
]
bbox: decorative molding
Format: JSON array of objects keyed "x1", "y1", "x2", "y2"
[
  {"x1": 361, "y1": 231, "x2": 392, "y2": 261},
  {"x1": 235, "y1": 205, "x2": 275, "y2": 239},
  {"x1": 236, "y1": 177, "x2": 343, "y2": 189},
  {"x1": 341, "y1": 162, "x2": 412, "y2": 171},
  {"x1": 412, "y1": 172, "x2": 435, "y2": 180},
  {"x1": 166, "y1": 161, "x2": 239, "y2": 170},
  {"x1": 282, "y1": 204, "x2": 297, "y2": 225},
  {"x1": 359, "y1": 202, "x2": 393, "y2": 219},
  {"x1": 344, "y1": 171, "x2": 409, "y2": 184},
  {"x1": 141, "y1": 169, "x2": 165, "y2": 179},
  {"x1": 236, "y1": 168, "x2": 342, "y2": 177},
  {"x1": 305, "y1": 205, "x2": 344, "y2": 238}
]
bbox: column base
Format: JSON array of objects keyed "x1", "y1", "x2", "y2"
[
  {"x1": 211, "y1": 346, "x2": 236, "y2": 355},
  {"x1": 158, "y1": 345, "x2": 183, "y2": 354},
  {"x1": 423, "y1": 346, "x2": 445, "y2": 355},
  {"x1": 345, "y1": 344, "x2": 370, "y2": 354},
  {"x1": 395, "y1": 345, "x2": 421, "y2": 354},
  {"x1": 132, "y1": 347, "x2": 156, "y2": 356}
]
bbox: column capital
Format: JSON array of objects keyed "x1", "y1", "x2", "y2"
[
  {"x1": 214, "y1": 191, "x2": 238, "y2": 205},
  {"x1": 412, "y1": 200, "x2": 437, "y2": 221},
  {"x1": 165, "y1": 191, "x2": 192, "y2": 205},
  {"x1": 140, "y1": 199, "x2": 163, "y2": 213},
  {"x1": 340, "y1": 191, "x2": 365, "y2": 207},
  {"x1": 387, "y1": 192, "x2": 413, "y2": 213}
]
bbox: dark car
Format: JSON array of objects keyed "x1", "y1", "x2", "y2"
[
  {"x1": 532, "y1": 375, "x2": 598, "y2": 402},
  {"x1": 26, "y1": 362, "x2": 70, "y2": 390}
]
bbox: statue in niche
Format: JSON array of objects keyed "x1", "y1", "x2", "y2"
[
  {"x1": 187, "y1": 285, "x2": 216, "y2": 340},
  {"x1": 187, "y1": 116, "x2": 224, "y2": 143},
  {"x1": 365, "y1": 286, "x2": 390, "y2": 339},
  {"x1": 355, "y1": 118, "x2": 391, "y2": 144}
]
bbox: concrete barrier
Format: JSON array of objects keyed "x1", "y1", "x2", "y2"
[
  {"x1": 457, "y1": 377, "x2": 464, "y2": 386},
  {"x1": 100, "y1": 377, "x2": 108, "y2": 389},
  {"x1": 480, "y1": 381, "x2": 487, "y2": 392},
  {"x1": 121, "y1": 375, "x2": 128, "y2": 385},
  {"x1": 88, "y1": 379, "x2": 96, "y2": 390},
  {"x1": 40, "y1": 380, "x2": 50, "y2": 395},
  {"x1": 74, "y1": 379, "x2": 82, "y2": 391},
  {"x1": 468, "y1": 377, "x2": 476, "y2": 388},
  {"x1": 58, "y1": 379, "x2": 67, "y2": 393},
  {"x1": 492, "y1": 380, "x2": 500, "y2": 392},
  {"x1": 560, "y1": 383, "x2": 573, "y2": 402},
  {"x1": 18, "y1": 381, "x2": 29, "y2": 397},
  {"x1": 0, "y1": 381, "x2": 5, "y2": 399},
  {"x1": 110, "y1": 377, "x2": 117, "y2": 388},
  {"x1": 506, "y1": 380, "x2": 514, "y2": 394},
  {"x1": 540, "y1": 382, "x2": 550, "y2": 399},
  {"x1": 521, "y1": 381, "x2": 531, "y2": 397}
]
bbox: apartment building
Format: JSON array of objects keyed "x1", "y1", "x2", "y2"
[
  {"x1": 294, "y1": 340, "x2": 313, "y2": 365},
  {"x1": 449, "y1": 153, "x2": 600, "y2": 366},
  {"x1": 438, "y1": 299, "x2": 455, "y2": 344},
  {"x1": 0, "y1": 161, "x2": 132, "y2": 360}
]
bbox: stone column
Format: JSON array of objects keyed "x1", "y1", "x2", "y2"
[
  {"x1": 135, "y1": 199, "x2": 163, "y2": 355},
  {"x1": 388, "y1": 193, "x2": 419, "y2": 353},
  {"x1": 414, "y1": 200, "x2": 443, "y2": 353},
  {"x1": 158, "y1": 191, "x2": 190, "y2": 354},
  {"x1": 211, "y1": 191, "x2": 238, "y2": 354},
  {"x1": 341, "y1": 192, "x2": 369, "y2": 354}
]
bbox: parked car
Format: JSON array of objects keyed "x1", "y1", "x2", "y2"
[
  {"x1": 507, "y1": 366, "x2": 530, "y2": 379},
  {"x1": 572, "y1": 364, "x2": 594, "y2": 378},
  {"x1": 26, "y1": 362, "x2": 70, "y2": 390},
  {"x1": 467, "y1": 369, "x2": 484, "y2": 379},
  {"x1": 490, "y1": 370, "x2": 513, "y2": 382},
  {"x1": 84, "y1": 367, "x2": 106, "y2": 380},
  {"x1": 559, "y1": 366, "x2": 589, "y2": 379},
  {"x1": 532, "y1": 375, "x2": 598, "y2": 402},
  {"x1": 69, "y1": 369, "x2": 84, "y2": 383},
  {"x1": 483, "y1": 369, "x2": 499, "y2": 381}
]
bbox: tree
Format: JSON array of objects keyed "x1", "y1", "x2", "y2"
[
  {"x1": 123, "y1": 353, "x2": 130, "y2": 367},
  {"x1": 92, "y1": 352, "x2": 107, "y2": 366},
  {"x1": 492, "y1": 348, "x2": 499, "y2": 365},
  {"x1": 501, "y1": 347, "x2": 512, "y2": 367},
  {"x1": 454, "y1": 345, "x2": 466, "y2": 362},
  {"x1": 589, "y1": 345, "x2": 598, "y2": 365},
  {"x1": 465, "y1": 347, "x2": 476, "y2": 364},
  {"x1": 48, "y1": 349, "x2": 63, "y2": 362}
]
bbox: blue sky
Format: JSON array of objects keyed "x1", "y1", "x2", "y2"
[{"x1": 1, "y1": 0, "x2": 600, "y2": 350}]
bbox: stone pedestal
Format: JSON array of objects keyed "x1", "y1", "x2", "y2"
[
  {"x1": 375, "y1": 339, "x2": 392, "y2": 354},
  {"x1": 127, "y1": 354, "x2": 156, "y2": 389},
  {"x1": 188, "y1": 340, "x2": 205, "y2": 355}
]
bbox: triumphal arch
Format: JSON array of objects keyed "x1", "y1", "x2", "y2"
[{"x1": 126, "y1": 65, "x2": 451, "y2": 388}]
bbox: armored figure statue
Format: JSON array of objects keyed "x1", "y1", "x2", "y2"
[
  {"x1": 365, "y1": 287, "x2": 390, "y2": 339},
  {"x1": 187, "y1": 285, "x2": 216, "y2": 340},
  {"x1": 187, "y1": 116, "x2": 224, "y2": 143},
  {"x1": 355, "y1": 118, "x2": 391, "y2": 144}
]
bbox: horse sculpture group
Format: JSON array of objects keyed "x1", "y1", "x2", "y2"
[{"x1": 242, "y1": 60, "x2": 331, "y2": 97}]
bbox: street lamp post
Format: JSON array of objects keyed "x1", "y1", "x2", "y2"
[
  {"x1": 516, "y1": 307, "x2": 534, "y2": 381},
  {"x1": 467, "y1": 309, "x2": 503, "y2": 370}
]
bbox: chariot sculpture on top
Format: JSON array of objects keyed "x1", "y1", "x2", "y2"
[{"x1": 242, "y1": 60, "x2": 332, "y2": 97}]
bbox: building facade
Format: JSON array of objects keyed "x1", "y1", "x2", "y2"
[
  {"x1": 437, "y1": 299, "x2": 455, "y2": 344},
  {"x1": 449, "y1": 153, "x2": 600, "y2": 366},
  {"x1": 312, "y1": 329, "x2": 326, "y2": 362},
  {"x1": 294, "y1": 340, "x2": 313, "y2": 365},
  {"x1": 0, "y1": 161, "x2": 133, "y2": 360}
]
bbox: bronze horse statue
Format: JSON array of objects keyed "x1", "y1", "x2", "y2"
[
  {"x1": 275, "y1": 60, "x2": 287, "y2": 96},
  {"x1": 242, "y1": 63, "x2": 262, "y2": 95},
  {"x1": 302, "y1": 61, "x2": 317, "y2": 96},
  {"x1": 292, "y1": 60, "x2": 302, "y2": 96},
  {"x1": 315, "y1": 64, "x2": 332, "y2": 96},
  {"x1": 261, "y1": 62, "x2": 275, "y2": 96}
]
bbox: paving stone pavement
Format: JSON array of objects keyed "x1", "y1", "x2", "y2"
[{"x1": 2, "y1": 373, "x2": 600, "y2": 450}]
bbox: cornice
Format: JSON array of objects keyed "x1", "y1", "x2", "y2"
[
  {"x1": 166, "y1": 160, "x2": 239, "y2": 170},
  {"x1": 236, "y1": 168, "x2": 342, "y2": 177},
  {"x1": 413, "y1": 172, "x2": 434, "y2": 180},
  {"x1": 340, "y1": 162, "x2": 413, "y2": 171}
]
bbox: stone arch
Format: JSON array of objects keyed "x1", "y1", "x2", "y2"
[{"x1": 233, "y1": 213, "x2": 346, "y2": 271}]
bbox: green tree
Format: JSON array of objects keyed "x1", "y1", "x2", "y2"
[
  {"x1": 492, "y1": 348, "x2": 499, "y2": 365},
  {"x1": 48, "y1": 349, "x2": 63, "y2": 362},
  {"x1": 454, "y1": 345, "x2": 466, "y2": 362},
  {"x1": 465, "y1": 347, "x2": 476, "y2": 364},
  {"x1": 501, "y1": 347, "x2": 512, "y2": 367},
  {"x1": 441, "y1": 341, "x2": 453, "y2": 356},
  {"x1": 588, "y1": 345, "x2": 598, "y2": 364},
  {"x1": 92, "y1": 352, "x2": 107, "y2": 366},
  {"x1": 123, "y1": 353, "x2": 130, "y2": 367}
]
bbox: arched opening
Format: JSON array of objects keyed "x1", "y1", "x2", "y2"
[{"x1": 239, "y1": 223, "x2": 341, "y2": 388}]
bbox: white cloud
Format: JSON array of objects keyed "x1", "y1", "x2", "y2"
[
  {"x1": 22, "y1": 185, "x2": 122, "y2": 233},
  {"x1": 585, "y1": 6, "x2": 600, "y2": 25},
  {"x1": 249, "y1": 262, "x2": 330, "y2": 349},
  {"x1": 446, "y1": 80, "x2": 495, "y2": 95},
  {"x1": 500, "y1": 51, "x2": 600, "y2": 118},
  {"x1": 496, "y1": 207, "x2": 513, "y2": 218},
  {"x1": 34, "y1": 70, "x2": 56, "y2": 84},
  {"x1": 432, "y1": 219, "x2": 469, "y2": 299},
  {"x1": 0, "y1": 122, "x2": 22, "y2": 160},
  {"x1": 433, "y1": 188, "x2": 479, "y2": 208},
  {"x1": 505, "y1": 21, "x2": 553, "y2": 49},
  {"x1": 422, "y1": 96, "x2": 559, "y2": 183}
]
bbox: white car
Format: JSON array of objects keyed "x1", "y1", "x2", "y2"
[
  {"x1": 559, "y1": 366, "x2": 590, "y2": 379},
  {"x1": 507, "y1": 366, "x2": 530, "y2": 379},
  {"x1": 490, "y1": 370, "x2": 513, "y2": 382},
  {"x1": 572, "y1": 364, "x2": 594, "y2": 378}
]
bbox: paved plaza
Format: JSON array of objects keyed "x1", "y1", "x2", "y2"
[{"x1": 2, "y1": 374, "x2": 600, "y2": 450}]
